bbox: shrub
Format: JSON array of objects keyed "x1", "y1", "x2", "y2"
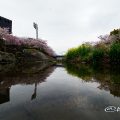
[
  {"x1": 110, "y1": 29, "x2": 119, "y2": 35},
  {"x1": 0, "y1": 27, "x2": 55, "y2": 57},
  {"x1": 65, "y1": 43, "x2": 93, "y2": 62},
  {"x1": 65, "y1": 48, "x2": 78, "y2": 61},
  {"x1": 92, "y1": 48, "x2": 105, "y2": 64},
  {"x1": 65, "y1": 28, "x2": 120, "y2": 65},
  {"x1": 109, "y1": 42, "x2": 120, "y2": 64}
]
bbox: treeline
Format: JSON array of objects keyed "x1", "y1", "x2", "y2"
[{"x1": 65, "y1": 29, "x2": 120, "y2": 66}]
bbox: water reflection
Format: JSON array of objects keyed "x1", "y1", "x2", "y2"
[
  {"x1": 65, "y1": 63, "x2": 120, "y2": 97},
  {"x1": 0, "y1": 63, "x2": 120, "y2": 120},
  {"x1": 0, "y1": 62, "x2": 56, "y2": 104}
]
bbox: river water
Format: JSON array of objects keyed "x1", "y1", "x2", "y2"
[{"x1": 0, "y1": 63, "x2": 120, "y2": 120}]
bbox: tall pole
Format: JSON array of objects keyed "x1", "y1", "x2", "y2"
[
  {"x1": 31, "y1": 22, "x2": 38, "y2": 100},
  {"x1": 36, "y1": 26, "x2": 38, "y2": 39},
  {"x1": 33, "y1": 22, "x2": 38, "y2": 39}
]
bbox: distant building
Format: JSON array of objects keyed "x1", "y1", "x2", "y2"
[{"x1": 0, "y1": 16, "x2": 12, "y2": 34}]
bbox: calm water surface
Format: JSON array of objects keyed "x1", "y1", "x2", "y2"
[{"x1": 0, "y1": 64, "x2": 120, "y2": 120}]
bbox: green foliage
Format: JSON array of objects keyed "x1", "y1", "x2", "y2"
[
  {"x1": 65, "y1": 47, "x2": 78, "y2": 60},
  {"x1": 78, "y1": 44, "x2": 93, "y2": 60},
  {"x1": 92, "y1": 48, "x2": 105, "y2": 64},
  {"x1": 110, "y1": 29, "x2": 119, "y2": 35},
  {"x1": 64, "y1": 28, "x2": 120, "y2": 67},
  {"x1": 65, "y1": 43, "x2": 93, "y2": 62},
  {"x1": 109, "y1": 42, "x2": 120, "y2": 64}
]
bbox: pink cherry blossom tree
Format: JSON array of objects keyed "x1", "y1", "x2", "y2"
[{"x1": 0, "y1": 27, "x2": 56, "y2": 57}]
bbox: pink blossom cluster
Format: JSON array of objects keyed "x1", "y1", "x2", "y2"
[
  {"x1": 98, "y1": 29, "x2": 120, "y2": 44},
  {"x1": 0, "y1": 27, "x2": 56, "y2": 56},
  {"x1": 0, "y1": 27, "x2": 9, "y2": 38}
]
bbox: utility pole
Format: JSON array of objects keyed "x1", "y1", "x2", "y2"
[{"x1": 33, "y1": 22, "x2": 38, "y2": 39}]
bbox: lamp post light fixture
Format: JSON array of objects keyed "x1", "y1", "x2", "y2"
[{"x1": 33, "y1": 22, "x2": 38, "y2": 39}]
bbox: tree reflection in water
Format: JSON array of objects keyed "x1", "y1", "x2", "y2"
[
  {"x1": 65, "y1": 63, "x2": 120, "y2": 97},
  {"x1": 0, "y1": 62, "x2": 56, "y2": 103}
]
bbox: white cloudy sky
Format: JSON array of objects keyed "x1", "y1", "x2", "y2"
[{"x1": 0, "y1": 0, "x2": 120, "y2": 54}]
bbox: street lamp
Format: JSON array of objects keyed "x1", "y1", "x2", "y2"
[{"x1": 33, "y1": 22, "x2": 38, "y2": 39}]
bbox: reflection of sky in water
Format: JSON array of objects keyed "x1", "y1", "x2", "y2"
[{"x1": 0, "y1": 67, "x2": 120, "y2": 120}]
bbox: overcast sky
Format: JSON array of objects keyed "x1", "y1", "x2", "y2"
[{"x1": 0, "y1": 0, "x2": 120, "y2": 54}]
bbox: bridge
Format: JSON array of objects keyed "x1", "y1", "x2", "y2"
[
  {"x1": 54, "y1": 55, "x2": 65, "y2": 62},
  {"x1": 54, "y1": 55, "x2": 65, "y2": 61}
]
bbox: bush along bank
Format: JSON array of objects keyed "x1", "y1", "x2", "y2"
[
  {"x1": 0, "y1": 27, "x2": 56, "y2": 63},
  {"x1": 65, "y1": 29, "x2": 120, "y2": 67}
]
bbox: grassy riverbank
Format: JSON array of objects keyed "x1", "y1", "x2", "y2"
[{"x1": 65, "y1": 29, "x2": 120, "y2": 67}]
